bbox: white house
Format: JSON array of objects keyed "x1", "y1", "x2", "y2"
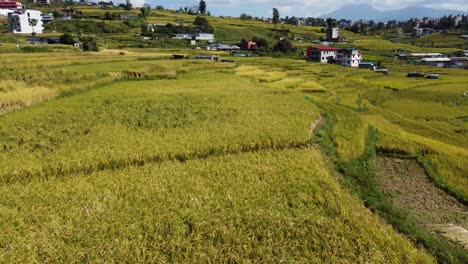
[
  {"x1": 173, "y1": 33, "x2": 214, "y2": 41},
  {"x1": 336, "y1": 48, "x2": 362, "y2": 67},
  {"x1": 8, "y1": 10, "x2": 43, "y2": 34},
  {"x1": 197, "y1": 33, "x2": 215, "y2": 41},
  {"x1": 306, "y1": 46, "x2": 338, "y2": 63},
  {"x1": 0, "y1": 8, "x2": 13, "y2": 17},
  {"x1": 419, "y1": 57, "x2": 451, "y2": 68}
]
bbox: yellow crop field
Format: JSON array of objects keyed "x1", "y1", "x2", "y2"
[{"x1": 0, "y1": 5, "x2": 466, "y2": 262}]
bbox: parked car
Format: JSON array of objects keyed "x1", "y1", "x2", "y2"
[
  {"x1": 425, "y1": 74, "x2": 440, "y2": 79},
  {"x1": 407, "y1": 72, "x2": 425, "y2": 77}
]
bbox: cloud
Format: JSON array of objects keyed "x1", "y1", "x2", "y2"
[{"x1": 129, "y1": 0, "x2": 146, "y2": 8}]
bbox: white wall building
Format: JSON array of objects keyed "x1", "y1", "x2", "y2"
[
  {"x1": 336, "y1": 48, "x2": 362, "y2": 67},
  {"x1": 326, "y1": 27, "x2": 339, "y2": 41},
  {"x1": 8, "y1": 10, "x2": 43, "y2": 34},
  {"x1": 307, "y1": 46, "x2": 338, "y2": 63},
  {"x1": 0, "y1": 8, "x2": 13, "y2": 17},
  {"x1": 173, "y1": 33, "x2": 214, "y2": 41}
]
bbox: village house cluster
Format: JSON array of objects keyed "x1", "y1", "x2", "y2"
[
  {"x1": 396, "y1": 52, "x2": 468, "y2": 69},
  {"x1": 305, "y1": 27, "x2": 369, "y2": 69},
  {"x1": 306, "y1": 46, "x2": 365, "y2": 68},
  {"x1": 414, "y1": 15, "x2": 468, "y2": 29},
  {"x1": 0, "y1": 0, "x2": 48, "y2": 34}
]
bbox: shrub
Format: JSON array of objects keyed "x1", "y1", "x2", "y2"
[
  {"x1": 273, "y1": 39, "x2": 295, "y2": 54},
  {"x1": 81, "y1": 36, "x2": 99, "y2": 51},
  {"x1": 59, "y1": 33, "x2": 75, "y2": 45}
]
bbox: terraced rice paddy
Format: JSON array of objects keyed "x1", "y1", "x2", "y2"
[{"x1": 0, "y1": 48, "x2": 466, "y2": 262}]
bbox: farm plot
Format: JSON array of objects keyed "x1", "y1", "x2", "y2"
[
  {"x1": 0, "y1": 149, "x2": 433, "y2": 263},
  {"x1": 376, "y1": 157, "x2": 468, "y2": 249},
  {"x1": 0, "y1": 71, "x2": 319, "y2": 183}
]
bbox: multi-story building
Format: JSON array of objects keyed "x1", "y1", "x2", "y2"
[
  {"x1": 306, "y1": 46, "x2": 338, "y2": 63},
  {"x1": 8, "y1": 10, "x2": 43, "y2": 34},
  {"x1": 326, "y1": 27, "x2": 339, "y2": 41},
  {"x1": 336, "y1": 48, "x2": 362, "y2": 67}
]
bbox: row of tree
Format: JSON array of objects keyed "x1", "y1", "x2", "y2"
[{"x1": 177, "y1": 1, "x2": 209, "y2": 16}]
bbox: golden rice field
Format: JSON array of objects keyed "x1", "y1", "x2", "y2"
[{"x1": 0, "y1": 47, "x2": 466, "y2": 262}]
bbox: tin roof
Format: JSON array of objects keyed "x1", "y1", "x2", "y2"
[{"x1": 309, "y1": 46, "x2": 338, "y2": 51}]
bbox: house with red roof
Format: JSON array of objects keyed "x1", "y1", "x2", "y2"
[
  {"x1": 0, "y1": 0, "x2": 23, "y2": 10},
  {"x1": 306, "y1": 46, "x2": 338, "y2": 63}
]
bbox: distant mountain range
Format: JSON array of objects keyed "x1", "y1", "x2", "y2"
[{"x1": 319, "y1": 4, "x2": 467, "y2": 22}]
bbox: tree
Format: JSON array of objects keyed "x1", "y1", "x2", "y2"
[
  {"x1": 81, "y1": 36, "x2": 99, "y2": 51},
  {"x1": 199, "y1": 1, "x2": 207, "y2": 15},
  {"x1": 240, "y1": 13, "x2": 253, "y2": 20},
  {"x1": 193, "y1": 16, "x2": 213, "y2": 33},
  {"x1": 155, "y1": 5, "x2": 164, "y2": 10},
  {"x1": 52, "y1": 10, "x2": 63, "y2": 19},
  {"x1": 252, "y1": 36, "x2": 268, "y2": 49},
  {"x1": 272, "y1": 8, "x2": 280, "y2": 25},
  {"x1": 140, "y1": 7, "x2": 150, "y2": 18},
  {"x1": 273, "y1": 39, "x2": 294, "y2": 54},
  {"x1": 103, "y1": 12, "x2": 115, "y2": 20},
  {"x1": 60, "y1": 33, "x2": 75, "y2": 45},
  {"x1": 326, "y1": 18, "x2": 337, "y2": 27}
]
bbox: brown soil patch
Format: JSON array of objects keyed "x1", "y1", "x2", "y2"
[{"x1": 376, "y1": 157, "x2": 468, "y2": 248}]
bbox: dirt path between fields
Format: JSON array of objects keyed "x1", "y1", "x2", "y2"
[{"x1": 376, "y1": 157, "x2": 468, "y2": 249}]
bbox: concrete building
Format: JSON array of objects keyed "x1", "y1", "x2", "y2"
[
  {"x1": 0, "y1": 8, "x2": 13, "y2": 17},
  {"x1": 307, "y1": 46, "x2": 338, "y2": 63},
  {"x1": 8, "y1": 10, "x2": 43, "y2": 34},
  {"x1": 336, "y1": 48, "x2": 362, "y2": 67},
  {"x1": 173, "y1": 33, "x2": 214, "y2": 41},
  {"x1": 412, "y1": 27, "x2": 436, "y2": 37},
  {"x1": 449, "y1": 57, "x2": 468, "y2": 68},
  {"x1": 41, "y1": 13, "x2": 53, "y2": 25},
  {"x1": 419, "y1": 57, "x2": 451, "y2": 68},
  {"x1": 32, "y1": 0, "x2": 51, "y2": 4},
  {"x1": 359, "y1": 62, "x2": 376, "y2": 70},
  {"x1": 326, "y1": 27, "x2": 339, "y2": 41},
  {"x1": 207, "y1": 43, "x2": 240, "y2": 51},
  {"x1": 397, "y1": 53, "x2": 444, "y2": 59}
]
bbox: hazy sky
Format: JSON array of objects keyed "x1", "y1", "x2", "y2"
[{"x1": 133, "y1": 0, "x2": 468, "y2": 17}]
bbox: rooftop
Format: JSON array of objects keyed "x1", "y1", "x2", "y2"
[
  {"x1": 398, "y1": 53, "x2": 443, "y2": 57},
  {"x1": 449, "y1": 57, "x2": 468, "y2": 61},
  {"x1": 309, "y1": 46, "x2": 338, "y2": 51},
  {"x1": 420, "y1": 58, "x2": 451, "y2": 62}
]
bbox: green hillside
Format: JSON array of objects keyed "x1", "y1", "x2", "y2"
[{"x1": 0, "y1": 5, "x2": 467, "y2": 263}]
